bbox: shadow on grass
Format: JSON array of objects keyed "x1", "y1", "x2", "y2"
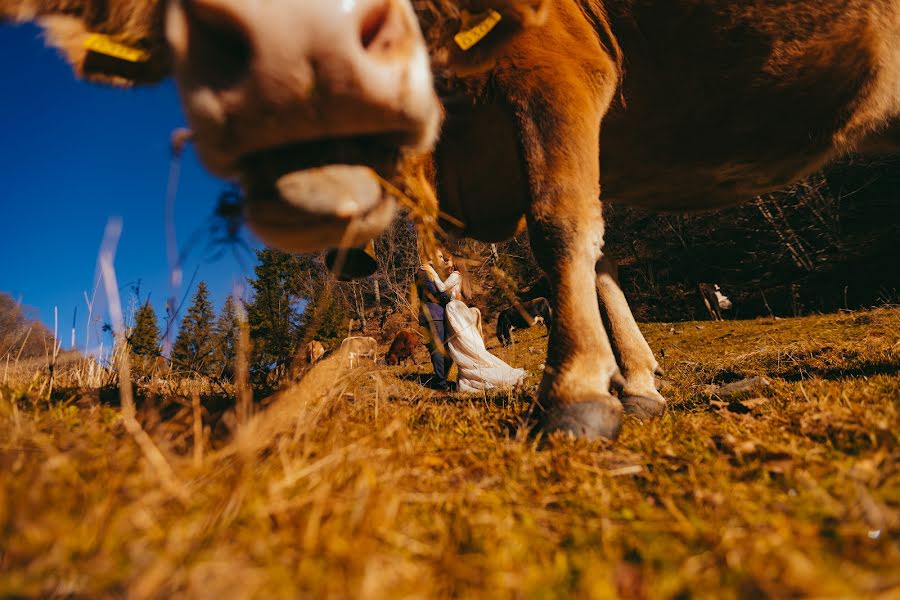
[
  {"x1": 395, "y1": 372, "x2": 444, "y2": 389},
  {"x1": 776, "y1": 360, "x2": 900, "y2": 382},
  {"x1": 67, "y1": 384, "x2": 255, "y2": 450}
]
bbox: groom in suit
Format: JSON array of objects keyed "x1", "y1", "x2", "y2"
[{"x1": 417, "y1": 269, "x2": 453, "y2": 391}]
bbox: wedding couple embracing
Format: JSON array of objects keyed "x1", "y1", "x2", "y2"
[{"x1": 418, "y1": 249, "x2": 526, "y2": 393}]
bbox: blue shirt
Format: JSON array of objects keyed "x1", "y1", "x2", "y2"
[{"x1": 418, "y1": 273, "x2": 445, "y2": 322}]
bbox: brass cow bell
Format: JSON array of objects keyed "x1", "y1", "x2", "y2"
[{"x1": 325, "y1": 240, "x2": 377, "y2": 281}]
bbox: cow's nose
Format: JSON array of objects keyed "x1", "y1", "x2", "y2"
[
  {"x1": 165, "y1": 0, "x2": 252, "y2": 89},
  {"x1": 166, "y1": 0, "x2": 439, "y2": 174}
]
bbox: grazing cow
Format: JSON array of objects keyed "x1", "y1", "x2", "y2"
[
  {"x1": 385, "y1": 330, "x2": 421, "y2": 366},
  {"x1": 496, "y1": 297, "x2": 552, "y2": 347},
  {"x1": 699, "y1": 284, "x2": 733, "y2": 321},
  {"x1": 406, "y1": 0, "x2": 900, "y2": 439},
  {"x1": 305, "y1": 340, "x2": 326, "y2": 365},
  {"x1": 7, "y1": 1, "x2": 900, "y2": 440},
  {"x1": 340, "y1": 336, "x2": 378, "y2": 369}
]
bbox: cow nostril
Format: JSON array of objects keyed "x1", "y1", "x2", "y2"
[
  {"x1": 360, "y1": 0, "x2": 391, "y2": 50},
  {"x1": 359, "y1": 0, "x2": 409, "y2": 59},
  {"x1": 183, "y1": 0, "x2": 252, "y2": 87}
]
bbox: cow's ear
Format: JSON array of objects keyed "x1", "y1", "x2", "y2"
[{"x1": 38, "y1": 14, "x2": 170, "y2": 86}]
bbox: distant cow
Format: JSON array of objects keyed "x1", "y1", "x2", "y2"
[
  {"x1": 305, "y1": 341, "x2": 326, "y2": 365},
  {"x1": 496, "y1": 298, "x2": 552, "y2": 347},
  {"x1": 385, "y1": 330, "x2": 421, "y2": 366},
  {"x1": 340, "y1": 336, "x2": 377, "y2": 368},
  {"x1": 699, "y1": 284, "x2": 733, "y2": 321}
]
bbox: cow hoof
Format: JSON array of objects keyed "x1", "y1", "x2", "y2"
[
  {"x1": 620, "y1": 393, "x2": 667, "y2": 420},
  {"x1": 542, "y1": 398, "x2": 623, "y2": 440}
]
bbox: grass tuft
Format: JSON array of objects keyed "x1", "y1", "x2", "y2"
[{"x1": 0, "y1": 308, "x2": 898, "y2": 598}]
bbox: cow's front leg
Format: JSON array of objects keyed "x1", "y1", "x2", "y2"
[
  {"x1": 510, "y1": 37, "x2": 621, "y2": 438},
  {"x1": 529, "y1": 201, "x2": 623, "y2": 440},
  {"x1": 596, "y1": 255, "x2": 667, "y2": 419}
]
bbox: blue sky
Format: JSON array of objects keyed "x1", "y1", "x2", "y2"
[{"x1": 1, "y1": 23, "x2": 261, "y2": 353}]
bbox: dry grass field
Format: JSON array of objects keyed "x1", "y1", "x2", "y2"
[{"x1": 1, "y1": 308, "x2": 898, "y2": 599}]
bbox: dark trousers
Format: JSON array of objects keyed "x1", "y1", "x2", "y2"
[{"x1": 422, "y1": 316, "x2": 452, "y2": 384}]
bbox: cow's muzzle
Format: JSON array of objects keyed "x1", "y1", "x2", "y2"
[
  {"x1": 239, "y1": 135, "x2": 404, "y2": 252},
  {"x1": 166, "y1": 0, "x2": 441, "y2": 253}
]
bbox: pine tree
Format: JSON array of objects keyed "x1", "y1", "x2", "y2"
[
  {"x1": 129, "y1": 301, "x2": 162, "y2": 377},
  {"x1": 171, "y1": 281, "x2": 216, "y2": 376},
  {"x1": 246, "y1": 249, "x2": 306, "y2": 376},
  {"x1": 130, "y1": 301, "x2": 161, "y2": 358},
  {"x1": 211, "y1": 295, "x2": 242, "y2": 379},
  {"x1": 302, "y1": 281, "x2": 349, "y2": 344}
]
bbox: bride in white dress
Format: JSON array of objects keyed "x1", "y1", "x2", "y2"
[{"x1": 422, "y1": 251, "x2": 526, "y2": 393}]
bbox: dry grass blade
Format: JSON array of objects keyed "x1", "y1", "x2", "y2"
[
  {"x1": 99, "y1": 218, "x2": 188, "y2": 504},
  {"x1": 233, "y1": 291, "x2": 252, "y2": 428},
  {"x1": 0, "y1": 308, "x2": 898, "y2": 598},
  {"x1": 192, "y1": 389, "x2": 203, "y2": 468}
]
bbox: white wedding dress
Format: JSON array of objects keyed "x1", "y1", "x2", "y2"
[{"x1": 433, "y1": 271, "x2": 527, "y2": 393}]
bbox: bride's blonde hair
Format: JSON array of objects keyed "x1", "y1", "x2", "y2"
[{"x1": 445, "y1": 252, "x2": 473, "y2": 301}]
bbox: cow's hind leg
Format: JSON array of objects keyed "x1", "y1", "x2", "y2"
[{"x1": 596, "y1": 255, "x2": 667, "y2": 419}]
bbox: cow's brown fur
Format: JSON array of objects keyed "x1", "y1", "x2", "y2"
[
  {"x1": 385, "y1": 330, "x2": 421, "y2": 366},
  {"x1": 1, "y1": 0, "x2": 168, "y2": 85},
  {"x1": 418, "y1": 2, "x2": 900, "y2": 211},
  {"x1": 413, "y1": 0, "x2": 900, "y2": 437}
]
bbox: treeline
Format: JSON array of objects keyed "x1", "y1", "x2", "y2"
[
  {"x1": 130, "y1": 237, "x2": 415, "y2": 383},
  {"x1": 5, "y1": 154, "x2": 898, "y2": 387},
  {"x1": 0, "y1": 292, "x2": 57, "y2": 361},
  {"x1": 130, "y1": 153, "x2": 900, "y2": 383},
  {"x1": 603, "y1": 155, "x2": 900, "y2": 321},
  {"x1": 128, "y1": 282, "x2": 241, "y2": 379}
]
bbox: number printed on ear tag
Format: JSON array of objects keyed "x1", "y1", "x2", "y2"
[
  {"x1": 83, "y1": 34, "x2": 150, "y2": 63},
  {"x1": 454, "y1": 9, "x2": 502, "y2": 51}
]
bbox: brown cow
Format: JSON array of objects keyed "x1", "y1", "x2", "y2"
[
  {"x1": 305, "y1": 340, "x2": 326, "y2": 365},
  {"x1": 407, "y1": 0, "x2": 900, "y2": 439},
  {"x1": 6, "y1": 1, "x2": 900, "y2": 440},
  {"x1": 385, "y1": 330, "x2": 422, "y2": 366}
]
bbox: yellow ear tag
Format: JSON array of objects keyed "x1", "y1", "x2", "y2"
[
  {"x1": 83, "y1": 33, "x2": 150, "y2": 63},
  {"x1": 453, "y1": 9, "x2": 502, "y2": 51}
]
